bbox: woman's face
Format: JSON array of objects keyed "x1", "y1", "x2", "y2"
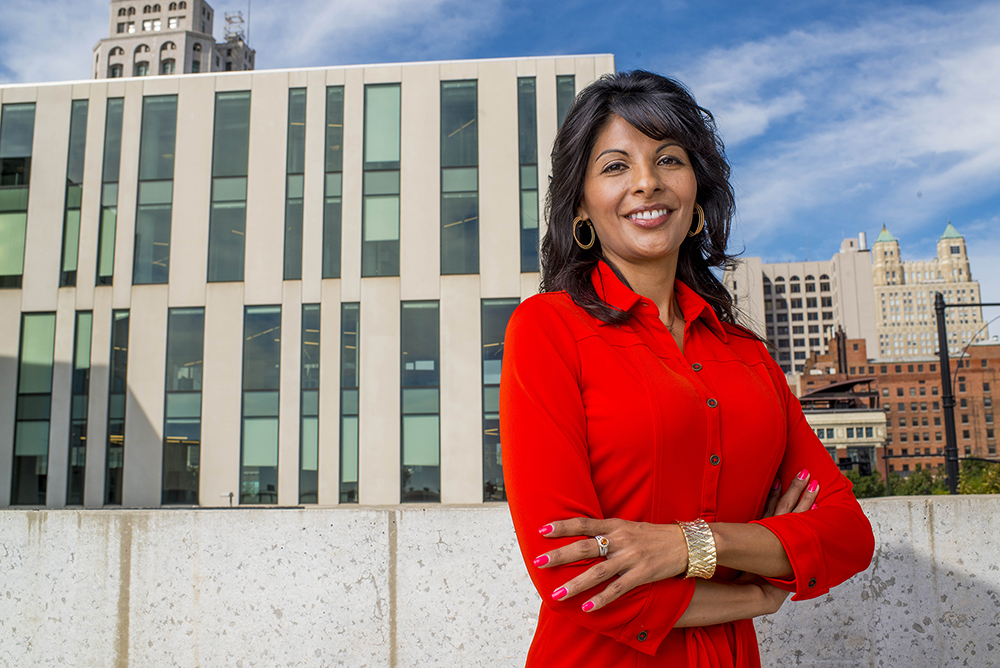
[{"x1": 576, "y1": 114, "x2": 698, "y2": 277}]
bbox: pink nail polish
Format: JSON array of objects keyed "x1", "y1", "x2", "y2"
[
  {"x1": 772, "y1": 479, "x2": 781, "y2": 490},
  {"x1": 551, "y1": 587, "x2": 567, "y2": 600},
  {"x1": 808, "y1": 481, "x2": 819, "y2": 493},
  {"x1": 797, "y1": 469, "x2": 809, "y2": 481},
  {"x1": 582, "y1": 601, "x2": 594, "y2": 612},
  {"x1": 539, "y1": 524, "x2": 553, "y2": 535},
  {"x1": 533, "y1": 555, "x2": 549, "y2": 567},
  {"x1": 810, "y1": 503, "x2": 818, "y2": 510}
]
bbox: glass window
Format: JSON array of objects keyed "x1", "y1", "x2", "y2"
[
  {"x1": 161, "y1": 308, "x2": 204, "y2": 504},
  {"x1": 441, "y1": 81, "x2": 479, "y2": 275},
  {"x1": 241, "y1": 306, "x2": 281, "y2": 504},
  {"x1": 517, "y1": 78, "x2": 539, "y2": 272},
  {"x1": 0, "y1": 103, "x2": 36, "y2": 289},
  {"x1": 556, "y1": 75, "x2": 575, "y2": 127},
  {"x1": 401, "y1": 302, "x2": 440, "y2": 502},
  {"x1": 106, "y1": 311, "x2": 130, "y2": 505},
  {"x1": 66, "y1": 312, "x2": 93, "y2": 505},
  {"x1": 60, "y1": 100, "x2": 88, "y2": 287},
  {"x1": 97, "y1": 98, "x2": 124, "y2": 286},
  {"x1": 207, "y1": 91, "x2": 250, "y2": 282},
  {"x1": 11, "y1": 313, "x2": 56, "y2": 505},
  {"x1": 362, "y1": 84, "x2": 401, "y2": 277},
  {"x1": 133, "y1": 95, "x2": 177, "y2": 285},
  {"x1": 482, "y1": 299, "x2": 519, "y2": 501},
  {"x1": 321, "y1": 86, "x2": 344, "y2": 278},
  {"x1": 299, "y1": 304, "x2": 320, "y2": 504},
  {"x1": 283, "y1": 88, "x2": 306, "y2": 280},
  {"x1": 340, "y1": 303, "x2": 360, "y2": 503}
]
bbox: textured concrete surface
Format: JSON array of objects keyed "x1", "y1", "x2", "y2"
[{"x1": 1, "y1": 497, "x2": 998, "y2": 667}]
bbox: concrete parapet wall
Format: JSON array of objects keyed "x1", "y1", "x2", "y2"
[{"x1": 1, "y1": 497, "x2": 998, "y2": 667}]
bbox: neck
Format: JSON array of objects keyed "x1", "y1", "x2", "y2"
[{"x1": 612, "y1": 256, "x2": 679, "y2": 325}]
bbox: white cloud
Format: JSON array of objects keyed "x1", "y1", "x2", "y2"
[
  {"x1": 671, "y1": 3, "x2": 1000, "y2": 251},
  {"x1": 0, "y1": 0, "x2": 109, "y2": 84}
]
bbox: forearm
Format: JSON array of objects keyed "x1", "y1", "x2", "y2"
[
  {"x1": 673, "y1": 580, "x2": 773, "y2": 628},
  {"x1": 710, "y1": 523, "x2": 792, "y2": 580}
]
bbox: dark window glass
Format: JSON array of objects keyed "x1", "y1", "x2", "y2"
[
  {"x1": 556, "y1": 75, "x2": 575, "y2": 127},
  {"x1": 162, "y1": 308, "x2": 204, "y2": 504},
  {"x1": 299, "y1": 304, "x2": 320, "y2": 503},
  {"x1": 401, "y1": 302, "x2": 440, "y2": 502},
  {"x1": 322, "y1": 87, "x2": 344, "y2": 278},
  {"x1": 67, "y1": 312, "x2": 93, "y2": 505},
  {"x1": 517, "y1": 78, "x2": 539, "y2": 272},
  {"x1": 482, "y1": 299, "x2": 519, "y2": 501},
  {"x1": 284, "y1": 89, "x2": 306, "y2": 280},
  {"x1": 0, "y1": 103, "x2": 36, "y2": 288},
  {"x1": 340, "y1": 302, "x2": 360, "y2": 503},
  {"x1": 106, "y1": 311, "x2": 130, "y2": 505},
  {"x1": 441, "y1": 81, "x2": 478, "y2": 275},
  {"x1": 11, "y1": 313, "x2": 56, "y2": 504},
  {"x1": 208, "y1": 91, "x2": 250, "y2": 282},
  {"x1": 133, "y1": 96, "x2": 177, "y2": 284},
  {"x1": 60, "y1": 100, "x2": 89, "y2": 287},
  {"x1": 96, "y1": 99, "x2": 124, "y2": 286},
  {"x1": 362, "y1": 84, "x2": 401, "y2": 277},
  {"x1": 241, "y1": 306, "x2": 281, "y2": 504}
]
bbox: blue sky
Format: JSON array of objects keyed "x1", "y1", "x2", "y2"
[{"x1": 1, "y1": 0, "x2": 998, "y2": 333}]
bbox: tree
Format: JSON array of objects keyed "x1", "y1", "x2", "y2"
[
  {"x1": 844, "y1": 469, "x2": 886, "y2": 499},
  {"x1": 958, "y1": 460, "x2": 1000, "y2": 494}
]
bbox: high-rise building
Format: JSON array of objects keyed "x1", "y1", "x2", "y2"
[
  {"x1": 93, "y1": 0, "x2": 255, "y2": 80},
  {"x1": 0, "y1": 52, "x2": 614, "y2": 508},
  {"x1": 724, "y1": 235, "x2": 877, "y2": 373},
  {"x1": 872, "y1": 223, "x2": 986, "y2": 358}
]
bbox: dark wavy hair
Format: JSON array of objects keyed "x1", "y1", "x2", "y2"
[{"x1": 540, "y1": 70, "x2": 739, "y2": 325}]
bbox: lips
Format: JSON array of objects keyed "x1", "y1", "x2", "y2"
[{"x1": 625, "y1": 207, "x2": 671, "y2": 227}]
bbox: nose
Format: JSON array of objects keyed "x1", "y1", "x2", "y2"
[{"x1": 631, "y1": 161, "x2": 663, "y2": 195}]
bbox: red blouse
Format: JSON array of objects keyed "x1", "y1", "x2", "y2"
[{"x1": 500, "y1": 262, "x2": 874, "y2": 667}]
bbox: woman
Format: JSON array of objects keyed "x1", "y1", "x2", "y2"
[{"x1": 499, "y1": 71, "x2": 874, "y2": 667}]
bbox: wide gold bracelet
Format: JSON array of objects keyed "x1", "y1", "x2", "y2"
[{"x1": 677, "y1": 518, "x2": 717, "y2": 579}]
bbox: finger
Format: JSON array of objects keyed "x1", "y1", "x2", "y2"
[
  {"x1": 792, "y1": 479, "x2": 820, "y2": 513},
  {"x1": 581, "y1": 570, "x2": 643, "y2": 612},
  {"x1": 773, "y1": 469, "x2": 810, "y2": 515},
  {"x1": 550, "y1": 556, "x2": 621, "y2": 602},
  {"x1": 534, "y1": 536, "x2": 604, "y2": 569},
  {"x1": 539, "y1": 517, "x2": 614, "y2": 539},
  {"x1": 762, "y1": 478, "x2": 782, "y2": 518}
]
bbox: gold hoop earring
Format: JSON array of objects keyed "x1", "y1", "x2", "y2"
[
  {"x1": 687, "y1": 204, "x2": 705, "y2": 238},
  {"x1": 573, "y1": 216, "x2": 596, "y2": 250}
]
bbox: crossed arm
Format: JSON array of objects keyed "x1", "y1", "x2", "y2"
[{"x1": 533, "y1": 470, "x2": 821, "y2": 626}]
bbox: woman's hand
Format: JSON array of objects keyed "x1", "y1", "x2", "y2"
[
  {"x1": 761, "y1": 469, "x2": 820, "y2": 520},
  {"x1": 533, "y1": 517, "x2": 688, "y2": 612}
]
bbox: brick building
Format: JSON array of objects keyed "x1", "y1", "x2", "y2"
[{"x1": 794, "y1": 335, "x2": 999, "y2": 477}]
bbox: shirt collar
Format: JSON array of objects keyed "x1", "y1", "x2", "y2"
[{"x1": 590, "y1": 260, "x2": 729, "y2": 343}]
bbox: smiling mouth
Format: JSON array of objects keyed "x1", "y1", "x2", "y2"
[{"x1": 626, "y1": 208, "x2": 669, "y2": 222}]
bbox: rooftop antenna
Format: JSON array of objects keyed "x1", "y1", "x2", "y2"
[{"x1": 224, "y1": 10, "x2": 246, "y2": 42}]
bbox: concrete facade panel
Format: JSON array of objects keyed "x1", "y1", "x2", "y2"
[
  {"x1": 168, "y1": 74, "x2": 214, "y2": 307},
  {"x1": 21, "y1": 84, "x2": 71, "y2": 312},
  {"x1": 111, "y1": 80, "x2": 144, "y2": 309},
  {"x1": 300, "y1": 69, "x2": 328, "y2": 305},
  {"x1": 477, "y1": 60, "x2": 520, "y2": 299},
  {"x1": 244, "y1": 71, "x2": 288, "y2": 305},
  {"x1": 317, "y1": 280, "x2": 342, "y2": 505},
  {"x1": 84, "y1": 288, "x2": 113, "y2": 508},
  {"x1": 364, "y1": 66, "x2": 402, "y2": 84},
  {"x1": 278, "y1": 281, "x2": 302, "y2": 506},
  {"x1": 439, "y1": 275, "x2": 482, "y2": 504},
  {"x1": 399, "y1": 63, "x2": 441, "y2": 301},
  {"x1": 439, "y1": 60, "x2": 478, "y2": 81},
  {"x1": 122, "y1": 284, "x2": 168, "y2": 508},
  {"x1": 200, "y1": 281, "x2": 244, "y2": 507},
  {"x1": 340, "y1": 68, "x2": 365, "y2": 303},
  {"x1": 0, "y1": 291, "x2": 22, "y2": 507},
  {"x1": 75, "y1": 84, "x2": 109, "y2": 311},
  {"x1": 358, "y1": 277, "x2": 400, "y2": 505},
  {"x1": 44, "y1": 289, "x2": 78, "y2": 508}
]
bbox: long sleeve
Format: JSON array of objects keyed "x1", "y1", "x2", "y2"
[
  {"x1": 750, "y1": 349, "x2": 876, "y2": 600},
  {"x1": 500, "y1": 296, "x2": 696, "y2": 657}
]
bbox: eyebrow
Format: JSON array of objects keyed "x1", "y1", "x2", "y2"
[{"x1": 594, "y1": 142, "x2": 683, "y2": 162}]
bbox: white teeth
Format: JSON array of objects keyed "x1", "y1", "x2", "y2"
[{"x1": 629, "y1": 208, "x2": 667, "y2": 220}]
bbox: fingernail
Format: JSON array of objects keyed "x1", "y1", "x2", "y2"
[
  {"x1": 538, "y1": 524, "x2": 553, "y2": 535},
  {"x1": 551, "y1": 587, "x2": 567, "y2": 600},
  {"x1": 808, "y1": 481, "x2": 819, "y2": 493},
  {"x1": 533, "y1": 555, "x2": 549, "y2": 567},
  {"x1": 772, "y1": 479, "x2": 781, "y2": 490},
  {"x1": 810, "y1": 503, "x2": 818, "y2": 510},
  {"x1": 582, "y1": 601, "x2": 594, "y2": 612},
  {"x1": 797, "y1": 469, "x2": 809, "y2": 481}
]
